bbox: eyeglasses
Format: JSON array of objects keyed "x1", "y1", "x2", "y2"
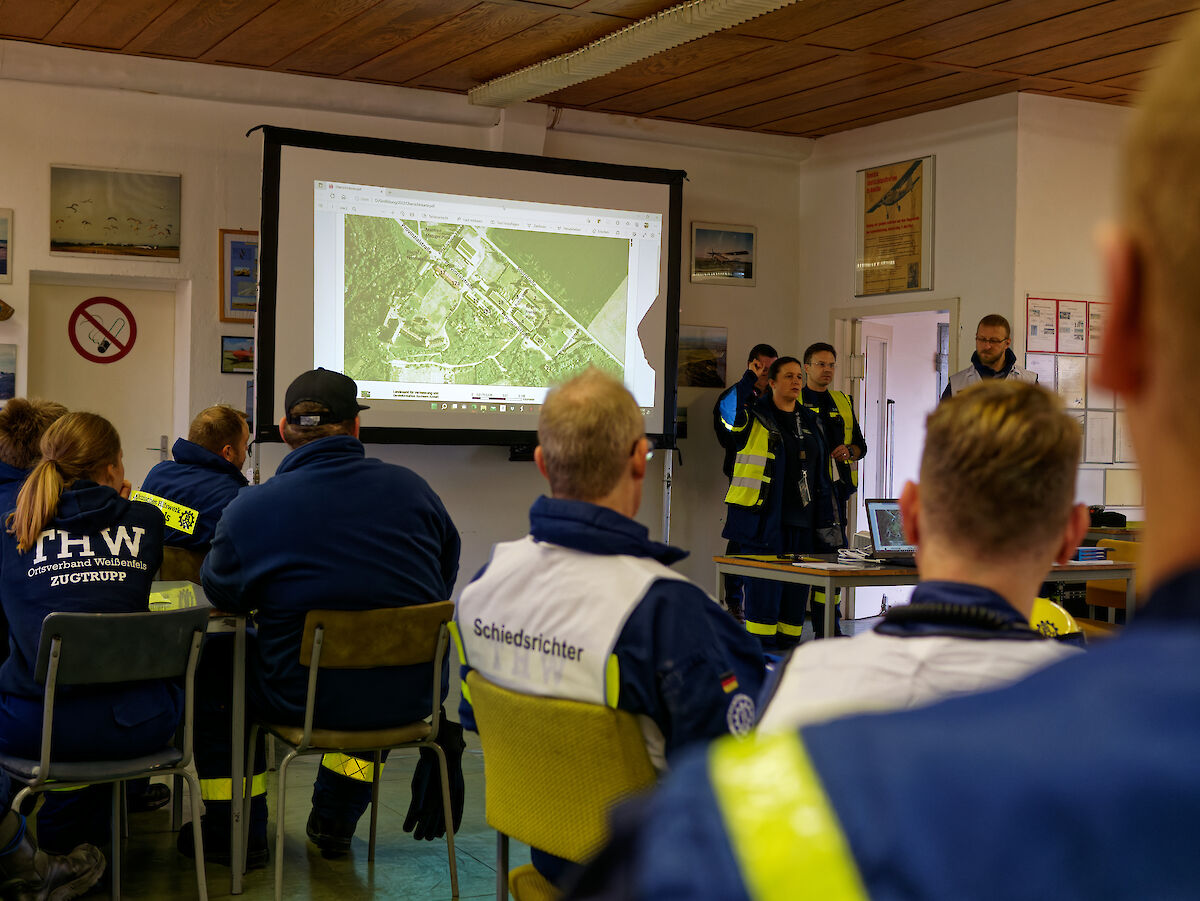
[
  {"x1": 630, "y1": 436, "x2": 657, "y2": 462},
  {"x1": 975, "y1": 335, "x2": 1009, "y2": 346}
]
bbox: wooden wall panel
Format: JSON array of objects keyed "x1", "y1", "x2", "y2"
[
  {"x1": 0, "y1": 1, "x2": 79, "y2": 40},
  {"x1": 45, "y1": 0, "x2": 177, "y2": 49}
]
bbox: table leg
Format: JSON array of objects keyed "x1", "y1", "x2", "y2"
[
  {"x1": 1125, "y1": 573, "x2": 1136, "y2": 623},
  {"x1": 230, "y1": 617, "x2": 246, "y2": 893}
]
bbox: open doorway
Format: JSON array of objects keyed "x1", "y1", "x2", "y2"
[{"x1": 832, "y1": 299, "x2": 958, "y2": 617}]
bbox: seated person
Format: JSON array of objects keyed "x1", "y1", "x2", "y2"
[
  {"x1": 455, "y1": 368, "x2": 765, "y2": 889},
  {"x1": 0, "y1": 788, "x2": 105, "y2": 900},
  {"x1": 185, "y1": 368, "x2": 462, "y2": 865},
  {"x1": 0, "y1": 398, "x2": 67, "y2": 664},
  {"x1": 0, "y1": 413, "x2": 173, "y2": 856},
  {"x1": 135, "y1": 404, "x2": 250, "y2": 553},
  {"x1": 757, "y1": 381, "x2": 1086, "y2": 732}
]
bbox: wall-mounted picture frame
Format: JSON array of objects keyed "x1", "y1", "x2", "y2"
[
  {"x1": 220, "y1": 229, "x2": 259, "y2": 323},
  {"x1": 0, "y1": 209, "x2": 12, "y2": 284},
  {"x1": 677, "y1": 324, "x2": 728, "y2": 388},
  {"x1": 0, "y1": 344, "x2": 15, "y2": 400},
  {"x1": 220, "y1": 335, "x2": 254, "y2": 374},
  {"x1": 50, "y1": 166, "x2": 180, "y2": 261},
  {"x1": 855, "y1": 155, "x2": 934, "y2": 296},
  {"x1": 691, "y1": 222, "x2": 756, "y2": 286}
]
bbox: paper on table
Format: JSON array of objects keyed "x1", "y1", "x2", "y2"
[{"x1": 793, "y1": 561, "x2": 883, "y2": 570}]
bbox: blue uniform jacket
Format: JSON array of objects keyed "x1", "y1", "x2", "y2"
[
  {"x1": 139, "y1": 438, "x2": 249, "y2": 550},
  {"x1": 0, "y1": 460, "x2": 29, "y2": 665},
  {"x1": 713, "y1": 370, "x2": 760, "y2": 480},
  {"x1": 719, "y1": 392, "x2": 838, "y2": 548},
  {"x1": 201, "y1": 435, "x2": 460, "y2": 730},
  {"x1": 0, "y1": 482, "x2": 177, "y2": 749},
  {"x1": 570, "y1": 566, "x2": 1200, "y2": 901},
  {"x1": 457, "y1": 496, "x2": 766, "y2": 756}
]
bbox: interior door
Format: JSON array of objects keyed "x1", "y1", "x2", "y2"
[{"x1": 29, "y1": 281, "x2": 175, "y2": 489}]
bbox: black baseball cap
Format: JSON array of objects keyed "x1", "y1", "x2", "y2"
[{"x1": 284, "y1": 368, "x2": 369, "y2": 425}]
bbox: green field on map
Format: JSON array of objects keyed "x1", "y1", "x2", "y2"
[{"x1": 343, "y1": 214, "x2": 630, "y2": 386}]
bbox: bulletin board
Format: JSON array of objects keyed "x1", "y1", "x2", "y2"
[{"x1": 1024, "y1": 295, "x2": 1141, "y2": 512}]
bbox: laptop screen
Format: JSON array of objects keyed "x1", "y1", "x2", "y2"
[{"x1": 865, "y1": 499, "x2": 916, "y2": 553}]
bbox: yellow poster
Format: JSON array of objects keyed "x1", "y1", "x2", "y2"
[{"x1": 859, "y1": 158, "x2": 926, "y2": 295}]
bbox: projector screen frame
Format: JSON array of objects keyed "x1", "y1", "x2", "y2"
[{"x1": 254, "y1": 125, "x2": 685, "y2": 449}]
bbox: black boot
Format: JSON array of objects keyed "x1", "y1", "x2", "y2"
[{"x1": 0, "y1": 827, "x2": 105, "y2": 901}]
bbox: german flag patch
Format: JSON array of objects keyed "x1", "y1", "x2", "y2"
[{"x1": 720, "y1": 671, "x2": 739, "y2": 694}]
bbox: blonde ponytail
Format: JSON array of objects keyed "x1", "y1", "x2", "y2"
[{"x1": 8, "y1": 412, "x2": 121, "y2": 553}]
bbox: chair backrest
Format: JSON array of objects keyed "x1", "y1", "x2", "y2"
[
  {"x1": 159, "y1": 546, "x2": 207, "y2": 584},
  {"x1": 1029, "y1": 597, "x2": 1083, "y2": 640},
  {"x1": 34, "y1": 607, "x2": 211, "y2": 686},
  {"x1": 466, "y1": 670, "x2": 657, "y2": 863},
  {"x1": 1097, "y1": 538, "x2": 1141, "y2": 570},
  {"x1": 299, "y1": 601, "x2": 454, "y2": 669}
]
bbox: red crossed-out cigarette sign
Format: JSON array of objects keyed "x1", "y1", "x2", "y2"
[{"x1": 68, "y1": 296, "x2": 138, "y2": 364}]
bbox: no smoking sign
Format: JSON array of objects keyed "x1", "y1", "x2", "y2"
[{"x1": 69, "y1": 296, "x2": 137, "y2": 364}]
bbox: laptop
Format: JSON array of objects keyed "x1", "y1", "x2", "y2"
[{"x1": 863, "y1": 498, "x2": 918, "y2": 567}]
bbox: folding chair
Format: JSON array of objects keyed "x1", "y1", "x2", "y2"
[
  {"x1": 243, "y1": 600, "x2": 459, "y2": 901},
  {"x1": 0, "y1": 607, "x2": 211, "y2": 900},
  {"x1": 465, "y1": 670, "x2": 657, "y2": 901}
]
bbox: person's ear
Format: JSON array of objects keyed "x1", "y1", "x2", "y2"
[
  {"x1": 278, "y1": 416, "x2": 287, "y2": 443},
  {"x1": 1054, "y1": 503, "x2": 1091, "y2": 565},
  {"x1": 898, "y1": 480, "x2": 920, "y2": 546},
  {"x1": 351, "y1": 416, "x2": 360, "y2": 439},
  {"x1": 1097, "y1": 225, "x2": 1147, "y2": 396},
  {"x1": 220, "y1": 444, "x2": 236, "y2": 463},
  {"x1": 630, "y1": 438, "x2": 649, "y2": 481},
  {"x1": 534, "y1": 446, "x2": 549, "y2": 482}
]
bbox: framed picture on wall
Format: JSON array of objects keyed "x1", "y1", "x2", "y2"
[
  {"x1": 49, "y1": 166, "x2": 180, "y2": 261},
  {"x1": 691, "y1": 223, "x2": 756, "y2": 286},
  {"x1": 219, "y1": 229, "x2": 259, "y2": 323},
  {"x1": 220, "y1": 335, "x2": 254, "y2": 374},
  {"x1": 0, "y1": 344, "x2": 14, "y2": 400},
  {"x1": 0, "y1": 209, "x2": 12, "y2": 284},
  {"x1": 855, "y1": 155, "x2": 934, "y2": 296},
  {"x1": 677, "y1": 324, "x2": 728, "y2": 388}
]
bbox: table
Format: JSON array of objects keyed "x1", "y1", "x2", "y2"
[
  {"x1": 1085, "y1": 526, "x2": 1142, "y2": 543},
  {"x1": 151, "y1": 581, "x2": 248, "y2": 894},
  {"x1": 713, "y1": 556, "x2": 1138, "y2": 638}
]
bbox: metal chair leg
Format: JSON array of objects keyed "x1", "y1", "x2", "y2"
[
  {"x1": 111, "y1": 782, "x2": 122, "y2": 901},
  {"x1": 431, "y1": 743, "x2": 460, "y2": 900},
  {"x1": 180, "y1": 770, "x2": 209, "y2": 901},
  {"x1": 273, "y1": 751, "x2": 297, "y2": 901},
  {"x1": 368, "y1": 752, "x2": 382, "y2": 862},
  {"x1": 496, "y1": 832, "x2": 508, "y2": 901}
]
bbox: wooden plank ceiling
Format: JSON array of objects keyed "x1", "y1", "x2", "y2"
[{"x1": 1, "y1": 0, "x2": 1194, "y2": 138}]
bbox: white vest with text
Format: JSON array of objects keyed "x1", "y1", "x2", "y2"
[{"x1": 457, "y1": 536, "x2": 687, "y2": 706}]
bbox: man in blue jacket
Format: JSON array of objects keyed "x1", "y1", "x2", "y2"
[
  {"x1": 184, "y1": 369, "x2": 461, "y2": 865},
  {"x1": 455, "y1": 368, "x2": 765, "y2": 891},
  {"x1": 568, "y1": 19, "x2": 1200, "y2": 901},
  {"x1": 135, "y1": 404, "x2": 250, "y2": 551}
]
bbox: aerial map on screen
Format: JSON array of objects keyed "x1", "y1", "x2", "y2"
[{"x1": 343, "y1": 214, "x2": 628, "y2": 388}]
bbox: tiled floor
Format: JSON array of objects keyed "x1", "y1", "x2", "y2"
[
  {"x1": 113, "y1": 731, "x2": 525, "y2": 900},
  {"x1": 99, "y1": 617, "x2": 881, "y2": 899}
]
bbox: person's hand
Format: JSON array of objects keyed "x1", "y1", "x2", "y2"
[
  {"x1": 748, "y1": 358, "x2": 767, "y2": 379},
  {"x1": 118, "y1": 480, "x2": 132, "y2": 499},
  {"x1": 832, "y1": 445, "x2": 853, "y2": 463}
]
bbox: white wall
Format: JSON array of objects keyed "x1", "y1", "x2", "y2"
[
  {"x1": 796, "y1": 94, "x2": 1020, "y2": 370},
  {"x1": 0, "y1": 42, "x2": 810, "y2": 590}
]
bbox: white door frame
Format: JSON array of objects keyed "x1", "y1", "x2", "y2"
[{"x1": 829, "y1": 296, "x2": 961, "y2": 379}]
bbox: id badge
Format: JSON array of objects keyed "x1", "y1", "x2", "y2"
[{"x1": 798, "y1": 469, "x2": 812, "y2": 507}]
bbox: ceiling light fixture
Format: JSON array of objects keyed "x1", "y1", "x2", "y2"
[{"x1": 468, "y1": 0, "x2": 802, "y2": 108}]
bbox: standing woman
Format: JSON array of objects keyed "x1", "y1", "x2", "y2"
[
  {"x1": 0, "y1": 412, "x2": 173, "y2": 858},
  {"x1": 719, "y1": 357, "x2": 839, "y2": 649}
]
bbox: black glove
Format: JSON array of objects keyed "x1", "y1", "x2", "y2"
[{"x1": 402, "y1": 713, "x2": 465, "y2": 841}]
